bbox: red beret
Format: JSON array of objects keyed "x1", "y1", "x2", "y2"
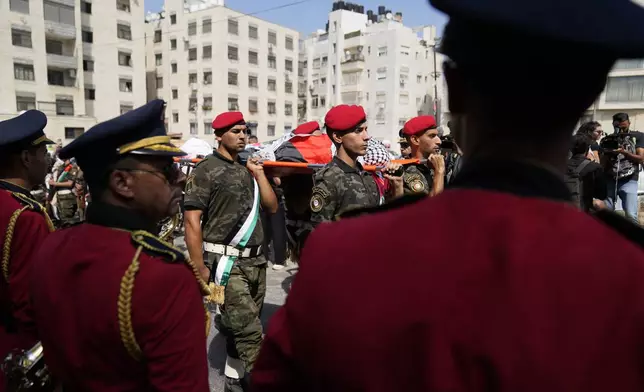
[
  {"x1": 212, "y1": 111, "x2": 245, "y2": 130},
  {"x1": 324, "y1": 105, "x2": 366, "y2": 132},
  {"x1": 402, "y1": 116, "x2": 437, "y2": 136},
  {"x1": 293, "y1": 121, "x2": 320, "y2": 135}
]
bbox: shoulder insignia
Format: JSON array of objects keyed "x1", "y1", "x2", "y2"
[
  {"x1": 185, "y1": 172, "x2": 196, "y2": 194},
  {"x1": 130, "y1": 230, "x2": 186, "y2": 263},
  {"x1": 336, "y1": 193, "x2": 426, "y2": 220},
  {"x1": 310, "y1": 185, "x2": 330, "y2": 213},
  {"x1": 404, "y1": 173, "x2": 427, "y2": 193},
  {"x1": 591, "y1": 210, "x2": 644, "y2": 249},
  {"x1": 11, "y1": 192, "x2": 44, "y2": 213}
]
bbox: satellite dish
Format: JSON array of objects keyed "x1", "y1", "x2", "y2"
[{"x1": 385, "y1": 12, "x2": 393, "y2": 20}]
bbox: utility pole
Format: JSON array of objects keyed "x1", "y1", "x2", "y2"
[{"x1": 430, "y1": 37, "x2": 442, "y2": 125}]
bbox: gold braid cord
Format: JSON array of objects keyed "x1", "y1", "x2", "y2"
[
  {"x1": 2, "y1": 206, "x2": 29, "y2": 283},
  {"x1": 184, "y1": 256, "x2": 213, "y2": 337}
]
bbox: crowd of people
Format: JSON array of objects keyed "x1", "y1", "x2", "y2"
[{"x1": 2, "y1": 0, "x2": 644, "y2": 391}]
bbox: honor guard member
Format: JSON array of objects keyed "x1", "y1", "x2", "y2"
[
  {"x1": 309, "y1": 105, "x2": 403, "y2": 226},
  {"x1": 0, "y1": 111, "x2": 54, "y2": 391},
  {"x1": 398, "y1": 130, "x2": 411, "y2": 159},
  {"x1": 29, "y1": 100, "x2": 212, "y2": 392},
  {"x1": 253, "y1": 0, "x2": 644, "y2": 390},
  {"x1": 183, "y1": 111, "x2": 278, "y2": 392},
  {"x1": 400, "y1": 115, "x2": 445, "y2": 196}
]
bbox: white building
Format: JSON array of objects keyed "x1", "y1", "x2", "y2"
[
  {"x1": 0, "y1": 0, "x2": 147, "y2": 143},
  {"x1": 145, "y1": 0, "x2": 300, "y2": 143},
  {"x1": 298, "y1": 2, "x2": 445, "y2": 145}
]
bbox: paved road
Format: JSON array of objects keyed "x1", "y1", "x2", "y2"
[{"x1": 173, "y1": 236, "x2": 295, "y2": 391}]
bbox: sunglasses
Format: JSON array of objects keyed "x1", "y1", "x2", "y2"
[{"x1": 115, "y1": 164, "x2": 180, "y2": 184}]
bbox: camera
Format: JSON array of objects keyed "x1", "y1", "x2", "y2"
[
  {"x1": 600, "y1": 134, "x2": 622, "y2": 151},
  {"x1": 439, "y1": 135, "x2": 455, "y2": 151}
]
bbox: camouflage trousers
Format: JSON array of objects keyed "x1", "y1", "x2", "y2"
[
  {"x1": 213, "y1": 259, "x2": 267, "y2": 373},
  {"x1": 56, "y1": 192, "x2": 77, "y2": 224}
]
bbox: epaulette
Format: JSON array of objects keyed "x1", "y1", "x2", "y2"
[
  {"x1": 336, "y1": 193, "x2": 426, "y2": 221},
  {"x1": 11, "y1": 192, "x2": 44, "y2": 213},
  {"x1": 591, "y1": 210, "x2": 644, "y2": 249},
  {"x1": 130, "y1": 230, "x2": 185, "y2": 263}
]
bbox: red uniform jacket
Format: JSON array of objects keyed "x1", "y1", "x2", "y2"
[
  {"x1": 253, "y1": 162, "x2": 644, "y2": 392},
  {"x1": 0, "y1": 182, "x2": 51, "y2": 391},
  {"x1": 30, "y1": 202, "x2": 210, "y2": 392}
]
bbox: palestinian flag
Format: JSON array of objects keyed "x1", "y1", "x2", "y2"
[{"x1": 266, "y1": 133, "x2": 334, "y2": 177}]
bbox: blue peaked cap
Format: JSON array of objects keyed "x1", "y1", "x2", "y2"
[{"x1": 0, "y1": 110, "x2": 53, "y2": 150}]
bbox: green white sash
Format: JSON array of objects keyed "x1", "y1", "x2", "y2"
[{"x1": 213, "y1": 178, "x2": 260, "y2": 287}]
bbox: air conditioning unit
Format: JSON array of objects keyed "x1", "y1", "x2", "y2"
[
  {"x1": 268, "y1": 45, "x2": 274, "y2": 55},
  {"x1": 68, "y1": 69, "x2": 76, "y2": 78},
  {"x1": 190, "y1": 83, "x2": 197, "y2": 91}
]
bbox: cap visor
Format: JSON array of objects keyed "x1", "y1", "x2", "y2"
[{"x1": 32, "y1": 135, "x2": 56, "y2": 146}]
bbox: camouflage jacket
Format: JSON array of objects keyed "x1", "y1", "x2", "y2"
[
  {"x1": 402, "y1": 164, "x2": 433, "y2": 196},
  {"x1": 310, "y1": 156, "x2": 381, "y2": 225},
  {"x1": 184, "y1": 151, "x2": 264, "y2": 264}
]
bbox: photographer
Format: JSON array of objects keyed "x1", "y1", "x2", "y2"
[
  {"x1": 576, "y1": 121, "x2": 604, "y2": 163},
  {"x1": 600, "y1": 112, "x2": 644, "y2": 221},
  {"x1": 567, "y1": 133, "x2": 607, "y2": 212},
  {"x1": 441, "y1": 134, "x2": 464, "y2": 184}
]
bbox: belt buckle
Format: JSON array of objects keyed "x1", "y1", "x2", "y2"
[{"x1": 227, "y1": 247, "x2": 240, "y2": 257}]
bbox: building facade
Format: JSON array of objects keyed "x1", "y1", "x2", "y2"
[
  {"x1": 145, "y1": 0, "x2": 300, "y2": 143},
  {"x1": 1, "y1": 0, "x2": 147, "y2": 143},
  {"x1": 298, "y1": 2, "x2": 445, "y2": 145}
]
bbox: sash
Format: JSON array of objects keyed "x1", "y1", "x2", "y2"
[{"x1": 213, "y1": 178, "x2": 260, "y2": 287}]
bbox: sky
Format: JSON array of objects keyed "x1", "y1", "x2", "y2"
[{"x1": 144, "y1": 0, "x2": 447, "y2": 36}]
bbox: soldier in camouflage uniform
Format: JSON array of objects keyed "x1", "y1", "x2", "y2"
[
  {"x1": 49, "y1": 159, "x2": 81, "y2": 226},
  {"x1": 400, "y1": 115, "x2": 446, "y2": 196},
  {"x1": 184, "y1": 111, "x2": 278, "y2": 392},
  {"x1": 309, "y1": 105, "x2": 403, "y2": 226}
]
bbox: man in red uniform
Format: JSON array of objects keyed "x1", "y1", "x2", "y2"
[
  {"x1": 29, "y1": 100, "x2": 212, "y2": 392},
  {"x1": 252, "y1": 0, "x2": 644, "y2": 391},
  {"x1": 0, "y1": 111, "x2": 54, "y2": 391}
]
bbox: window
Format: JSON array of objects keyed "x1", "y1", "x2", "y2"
[
  {"x1": 204, "y1": 71, "x2": 212, "y2": 84},
  {"x1": 249, "y1": 75, "x2": 258, "y2": 88},
  {"x1": 311, "y1": 97, "x2": 318, "y2": 108},
  {"x1": 284, "y1": 125, "x2": 292, "y2": 133},
  {"x1": 188, "y1": 73, "x2": 197, "y2": 84},
  {"x1": 202, "y1": 19, "x2": 211, "y2": 33},
  {"x1": 85, "y1": 87, "x2": 95, "y2": 100},
  {"x1": 399, "y1": 118, "x2": 407, "y2": 127},
  {"x1": 204, "y1": 122, "x2": 213, "y2": 135},
  {"x1": 268, "y1": 55, "x2": 276, "y2": 69},
  {"x1": 119, "y1": 104, "x2": 133, "y2": 114},
  {"x1": 267, "y1": 124, "x2": 275, "y2": 137},
  {"x1": 116, "y1": 0, "x2": 131, "y2": 12},
  {"x1": 268, "y1": 78, "x2": 276, "y2": 91},
  {"x1": 203, "y1": 96, "x2": 212, "y2": 111},
  {"x1": 14, "y1": 63, "x2": 34, "y2": 81},
  {"x1": 56, "y1": 98, "x2": 74, "y2": 116},
  {"x1": 188, "y1": 22, "x2": 197, "y2": 36},
  {"x1": 190, "y1": 122, "x2": 197, "y2": 135},
  {"x1": 320, "y1": 77, "x2": 327, "y2": 85},
  {"x1": 119, "y1": 78, "x2": 133, "y2": 92},
  {"x1": 82, "y1": 30, "x2": 93, "y2": 43},
  {"x1": 342, "y1": 72, "x2": 359, "y2": 85},
  {"x1": 154, "y1": 30, "x2": 162, "y2": 43},
  {"x1": 285, "y1": 59, "x2": 293, "y2": 72},
  {"x1": 228, "y1": 19, "x2": 238, "y2": 35},
  {"x1": 64, "y1": 127, "x2": 84, "y2": 139},
  {"x1": 400, "y1": 46, "x2": 410, "y2": 56},
  {"x1": 170, "y1": 39, "x2": 177, "y2": 50},
  {"x1": 12, "y1": 29, "x2": 32, "y2": 48},
  {"x1": 377, "y1": 67, "x2": 387, "y2": 80},
  {"x1": 376, "y1": 91, "x2": 387, "y2": 102},
  {"x1": 203, "y1": 45, "x2": 212, "y2": 59},
  {"x1": 45, "y1": 40, "x2": 63, "y2": 54},
  {"x1": 417, "y1": 74, "x2": 422, "y2": 83},
  {"x1": 268, "y1": 101, "x2": 276, "y2": 114},
  {"x1": 155, "y1": 76, "x2": 163, "y2": 89},
  {"x1": 173, "y1": 113, "x2": 179, "y2": 123},
  {"x1": 10, "y1": 0, "x2": 30, "y2": 14},
  {"x1": 298, "y1": 61, "x2": 306, "y2": 76},
  {"x1": 228, "y1": 46, "x2": 238, "y2": 60},
  {"x1": 268, "y1": 31, "x2": 277, "y2": 45},
  {"x1": 169, "y1": 13, "x2": 176, "y2": 24},
  {"x1": 285, "y1": 102, "x2": 293, "y2": 116},
  {"x1": 228, "y1": 71, "x2": 238, "y2": 86},
  {"x1": 172, "y1": 89, "x2": 178, "y2": 99},
  {"x1": 249, "y1": 99, "x2": 258, "y2": 113},
  {"x1": 249, "y1": 25, "x2": 258, "y2": 39},
  {"x1": 285, "y1": 36, "x2": 294, "y2": 50},
  {"x1": 248, "y1": 50, "x2": 258, "y2": 65},
  {"x1": 228, "y1": 97, "x2": 239, "y2": 111},
  {"x1": 117, "y1": 24, "x2": 132, "y2": 40},
  {"x1": 118, "y1": 51, "x2": 132, "y2": 67},
  {"x1": 614, "y1": 59, "x2": 644, "y2": 70},
  {"x1": 312, "y1": 58, "x2": 320, "y2": 69},
  {"x1": 399, "y1": 92, "x2": 409, "y2": 105},
  {"x1": 378, "y1": 46, "x2": 388, "y2": 57},
  {"x1": 16, "y1": 94, "x2": 36, "y2": 111},
  {"x1": 44, "y1": 1, "x2": 74, "y2": 25},
  {"x1": 171, "y1": 62, "x2": 177, "y2": 73},
  {"x1": 285, "y1": 81, "x2": 293, "y2": 93},
  {"x1": 155, "y1": 53, "x2": 162, "y2": 66},
  {"x1": 321, "y1": 56, "x2": 328, "y2": 67},
  {"x1": 188, "y1": 48, "x2": 197, "y2": 61},
  {"x1": 83, "y1": 58, "x2": 94, "y2": 71},
  {"x1": 606, "y1": 76, "x2": 644, "y2": 102}
]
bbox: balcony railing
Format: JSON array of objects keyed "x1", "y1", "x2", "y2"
[
  {"x1": 44, "y1": 20, "x2": 76, "y2": 40},
  {"x1": 47, "y1": 53, "x2": 77, "y2": 69}
]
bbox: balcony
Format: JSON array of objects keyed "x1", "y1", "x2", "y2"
[
  {"x1": 47, "y1": 53, "x2": 77, "y2": 69},
  {"x1": 341, "y1": 54, "x2": 365, "y2": 71},
  {"x1": 44, "y1": 20, "x2": 76, "y2": 40}
]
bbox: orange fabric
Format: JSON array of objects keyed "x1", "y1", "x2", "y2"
[{"x1": 288, "y1": 135, "x2": 333, "y2": 164}]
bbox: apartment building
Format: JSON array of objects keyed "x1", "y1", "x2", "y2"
[
  {"x1": 298, "y1": 2, "x2": 444, "y2": 145},
  {"x1": 0, "y1": 0, "x2": 147, "y2": 143},
  {"x1": 145, "y1": 0, "x2": 300, "y2": 143}
]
